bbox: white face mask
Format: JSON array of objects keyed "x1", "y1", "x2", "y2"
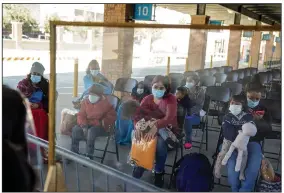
[
  {"x1": 137, "y1": 88, "x2": 144, "y2": 94},
  {"x1": 89, "y1": 95, "x2": 100, "y2": 104},
  {"x1": 229, "y1": 104, "x2": 242, "y2": 116},
  {"x1": 90, "y1": 70, "x2": 100, "y2": 76},
  {"x1": 185, "y1": 82, "x2": 194, "y2": 89}
]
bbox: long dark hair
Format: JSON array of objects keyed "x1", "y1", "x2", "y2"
[
  {"x1": 86, "y1": 59, "x2": 100, "y2": 75},
  {"x1": 27, "y1": 73, "x2": 49, "y2": 96},
  {"x1": 152, "y1": 75, "x2": 171, "y2": 97},
  {"x1": 245, "y1": 74, "x2": 264, "y2": 93}
]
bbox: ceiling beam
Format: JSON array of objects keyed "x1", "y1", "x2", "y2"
[{"x1": 220, "y1": 4, "x2": 278, "y2": 25}]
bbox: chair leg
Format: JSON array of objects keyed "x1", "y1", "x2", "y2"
[
  {"x1": 101, "y1": 135, "x2": 111, "y2": 164},
  {"x1": 205, "y1": 124, "x2": 208, "y2": 151},
  {"x1": 168, "y1": 147, "x2": 179, "y2": 189},
  {"x1": 115, "y1": 143, "x2": 119, "y2": 162},
  {"x1": 199, "y1": 129, "x2": 205, "y2": 153}
]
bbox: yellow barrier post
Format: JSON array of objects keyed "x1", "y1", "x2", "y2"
[
  {"x1": 185, "y1": 57, "x2": 189, "y2": 72},
  {"x1": 73, "y1": 58, "x2": 79, "y2": 97},
  {"x1": 167, "y1": 57, "x2": 170, "y2": 75},
  {"x1": 210, "y1": 55, "x2": 213, "y2": 68},
  {"x1": 248, "y1": 56, "x2": 252, "y2": 67}
]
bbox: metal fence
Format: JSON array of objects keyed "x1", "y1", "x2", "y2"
[{"x1": 27, "y1": 134, "x2": 163, "y2": 192}]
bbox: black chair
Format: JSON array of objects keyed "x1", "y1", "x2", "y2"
[
  {"x1": 236, "y1": 69, "x2": 245, "y2": 80},
  {"x1": 223, "y1": 66, "x2": 233, "y2": 73},
  {"x1": 244, "y1": 68, "x2": 251, "y2": 77},
  {"x1": 250, "y1": 68, "x2": 258, "y2": 75},
  {"x1": 196, "y1": 69, "x2": 209, "y2": 77},
  {"x1": 114, "y1": 78, "x2": 138, "y2": 93},
  {"x1": 183, "y1": 71, "x2": 197, "y2": 78},
  {"x1": 169, "y1": 73, "x2": 184, "y2": 93},
  {"x1": 200, "y1": 75, "x2": 216, "y2": 87},
  {"x1": 214, "y1": 73, "x2": 227, "y2": 86},
  {"x1": 221, "y1": 82, "x2": 243, "y2": 96},
  {"x1": 144, "y1": 75, "x2": 156, "y2": 92},
  {"x1": 272, "y1": 69, "x2": 281, "y2": 80},
  {"x1": 81, "y1": 95, "x2": 120, "y2": 163},
  {"x1": 266, "y1": 71, "x2": 273, "y2": 83},
  {"x1": 208, "y1": 68, "x2": 217, "y2": 76},
  {"x1": 238, "y1": 76, "x2": 252, "y2": 89},
  {"x1": 215, "y1": 67, "x2": 225, "y2": 73},
  {"x1": 205, "y1": 86, "x2": 231, "y2": 132},
  {"x1": 257, "y1": 72, "x2": 268, "y2": 85},
  {"x1": 226, "y1": 71, "x2": 238, "y2": 82}
]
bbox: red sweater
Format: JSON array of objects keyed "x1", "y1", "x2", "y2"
[
  {"x1": 134, "y1": 94, "x2": 178, "y2": 132},
  {"x1": 77, "y1": 96, "x2": 116, "y2": 131}
]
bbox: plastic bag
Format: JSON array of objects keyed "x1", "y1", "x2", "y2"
[
  {"x1": 130, "y1": 136, "x2": 157, "y2": 170},
  {"x1": 60, "y1": 108, "x2": 78, "y2": 136},
  {"x1": 261, "y1": 157, "x2": 275, "y2": 182}
]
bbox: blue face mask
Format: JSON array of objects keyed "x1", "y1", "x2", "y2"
[
  {"x1": 247, "y1": 98, "x2": 259, "y2": 108},
  {"x1": 90, "y1": 70, "x2": 100, "y2": 76},
  {"x1": 152, "y1": 89, "x2": 165, "y2": 99},
  {"x1": 185, "y1": 82, "x2": 194, "y2": 89},
  {"x1": 30, "y1": 75, "x2": 41, "y2": 83}
]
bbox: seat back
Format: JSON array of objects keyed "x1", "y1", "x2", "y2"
[
  {"x1": 236, "y1": 69, "x2": 245, "y2": 80},
  {"x1": 214, "y1": 73, "x2": 227, "y2": 85},
  {"x1": 223, "y1": 66, "x2": 233, "y2": 73},
  {"x1": 260, "y1": 99, "x2": 281, "y2": 121},
  {"x1": 221, "y1": 82, "x2": 243, "y2": 96},
  {"x1": 144, "y1": 75, "x2": 156, "y2": 92},
  {"x1": 114, "y1": 78, "x2": 138, "y2": 93},
  {"x1": 169, "y1": 73, "x2": 184, "y2": 93},
  {"x1": 244, "y1": 68, "x2": 251, "y2": 77},
  {"x1": 200, "y1": 76, "x2": 216, "y2": 87},
  {"x1": 206, "y1": 86, "x2": 230, "y2": 103},
  {"x1": 257, "y1": 72, "x2": 268, "y2": 85},
  {"x1": 196, "y1": 69, "x2": 209, "y2": 77},
  {"x1": 272, "y1": 69, "x2": 281, "y2": 79},
  {"x1": 226, "y1": 71, "x2": 238, "y2": 82},
  {"x1": 106, "y1": 95, "x2": 120, "y2": 111},
  {"x1": 184, "y1": 71, "x2": 198, "y2": 78},
  {"x1": 216, "y1": 67, "x2": 225, "y2": 73}
]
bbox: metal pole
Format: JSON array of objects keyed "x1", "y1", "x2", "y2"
[
  {"x1": 185, "y1": 57, "x2": 189, "y2": 71},
  {"x1": 249, "y1": 55, "x2": 252, "y2": 67},
  {"x1": 226, "y1": 56, "x2": 229, "y2": 66},
  {"x1": 210, "y1": 55, "x2": 213, "y2": 68},
  {"x1": 73, "y1": 58, "x2": 79, "y2": 97},
  {"x1": 48, "y1": 21, "x2": 56, "y2": 168},
  {"x1": 167, "y1": 57, "x2": 170, "y2": 75}
]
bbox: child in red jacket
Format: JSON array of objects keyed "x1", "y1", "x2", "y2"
[{"x1": 71, "y1": 84, "x2": 116, "y2": 159}]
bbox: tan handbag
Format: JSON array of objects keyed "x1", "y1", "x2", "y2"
[
  {"x1": 60, "y1": 109, "x2": 78, "y2": 136},
  {"x1": 261, "y1": 157, "x2": 275, "y2": 182}
]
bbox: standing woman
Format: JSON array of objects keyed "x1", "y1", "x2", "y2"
[
  {"x1": 17, "y1": 62, "x2": 49, "y2": 160},
  {"x1": 132, "y1": 75, "x2": 178, "y2": 188}
]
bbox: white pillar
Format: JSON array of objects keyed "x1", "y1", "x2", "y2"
[{"x1": 11, "y1": 22, "x2": 23, "y2": 49}]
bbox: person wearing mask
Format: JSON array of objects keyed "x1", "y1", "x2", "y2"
[
  {"x1": 71, "y1": 84, "x2": 116, "y2": 159},
  {"x1": 132, "y1": 75, "x2": 177, "y2": 188},
  {"x1": 225, "y1": 76, "x2": 272, "y2": 192},
  {"x1": 131, "y1": 81, "x2": 151, "y2": 103},
  {"x1": 17, "y1": 62, "x2": 50, "y2": 161},
  {"x1": 183, "y1": 75, "x2": 205, "y2": 150},
  {"x1": 3, "y1": 85, "x2": 36, "y2": 192},
  {"x1": 73, "y1": 59, "x2": 113, "y2": 108}
]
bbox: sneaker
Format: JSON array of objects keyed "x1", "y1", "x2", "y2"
[
  {"x1": 184, "y1": 142, "x2": 192, "y2": 150},
  {"x1": 154, "y1": 171, "x2": 164, "y2": 188},
  {"x1": 165, "y1": 138, "x2": 178, "y2": 149}
]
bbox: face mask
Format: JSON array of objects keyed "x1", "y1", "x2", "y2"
[
  {"x1": 152, "y1": 88, "x2": 165, "y2": 99},
  {"x1": 90, "y1": 70, "x2": 100, "y2": 76},
  {"x1": 247, "y1": 98, "x2": 259, "y2": 108},
  {"x1": 89, "y1": 95, "x2": 100, "y2": 104},
  {"x1": 185, "y1": 82, "x2": 194, "y2": 89},
  {"x1": 137, "y1": 88, "x2": 144, "y2": 94},
  {"x1": 229, "y1": 104, "x2": 242, "y2": 115},
  {"x1": 30, "y1": 75, "x2": 41, "y2": 83}
]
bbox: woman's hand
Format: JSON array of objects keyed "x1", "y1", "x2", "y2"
[
  {"x1": 144, "y1": 124, "x2": 157, "y2": 142},
  {"x1": 134, "y1": 130, "x2": 143, "y2": 141},
  {"x1": 30, "y1": 103, "x2": 39, "y2": 109}
]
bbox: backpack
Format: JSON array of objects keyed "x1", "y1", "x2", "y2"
[{"x1": 174, "y1": 153, "x2": 214, "y2": 192}]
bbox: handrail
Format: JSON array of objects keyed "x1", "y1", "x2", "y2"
[{"x1": 27, "y1": 134, "x2": 164, "y2": 192}]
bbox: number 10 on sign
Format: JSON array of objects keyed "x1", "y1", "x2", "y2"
[{"x1": 134, "y1": 4, "x2": 153, "y2": 21}]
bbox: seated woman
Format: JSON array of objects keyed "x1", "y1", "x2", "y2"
[
  {"x1": 183, "y1": 75, "x2": 205, "y2": 150},
  {"x1": 131, "y1": 81, "x2": 151, "y2": 103},
  {"x1": 71, "y1": 84, "x2": 116, "y2": 159},
  {"x1": 73, "y1": 60, "x2": 113, "y2": 108},
  {"x1": 17, "y1": 62, "x2": 49, "y2": 161},
  {"x1": 132, "y1": 75, "x2": 177, "y2": 188},
  {"x1": 226, "y1": 76, "x2": 272, "y2": 192}
]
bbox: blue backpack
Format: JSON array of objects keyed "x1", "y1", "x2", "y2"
[{"x1": 174, "y1": 153, "x2": 214, "y2": 192}]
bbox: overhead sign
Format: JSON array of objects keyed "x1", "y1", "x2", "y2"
[
  {"x1": 262, "y1": 34, "x2": 271, "y2": 41},
  {"x1": 275, "y1": 37, "x2": 281, "y2": 43},
  {"x1": 209, "y1": 20, "x2": 223, "y2": 25},
  {"x1": 243, "y1": 31, "x2": 253, "y2": 38},
  {"x1": 133, "y1": 4, "x2": 153, "y2": 21}
]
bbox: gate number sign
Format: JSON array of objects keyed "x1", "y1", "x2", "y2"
[{"x1": 133, "y1": 4, "x2": 153, "y2": 21}]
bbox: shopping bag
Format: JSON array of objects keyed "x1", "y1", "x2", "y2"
[
  {"x1": 130, "y1": 136, "x2": 157, "y2": 170},
  {"x1": 60, "y1": 108, "x2": 78, "y2": 136}
]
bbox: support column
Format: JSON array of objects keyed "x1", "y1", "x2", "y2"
[
  {"x1": 274, "y1": 34, "x2": 281, "y2": 60},
  {"x1": 11, "y1": 22, "x2": 23, "y2": 49},
  {"x1": 187, "y1": 4, "x2": 209, "y2": 71},
  {"x1": 249, "y1": 21, "x2": 262, "y2": 68},
  {"x1": 227, "y1": 13, "x2": 242, "y2": 70},
  {"x1": 102, "y1": 4, "x2": 134, "y2": 84}
]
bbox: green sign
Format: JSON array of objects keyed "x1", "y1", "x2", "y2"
[
  {"x1": 262, "y1": 34, "x2": 271, "y2": 41},
  {"x1": 275, "y1": 37, "x2": 281, "y2": 42},
  {"x1": 243, "y1": 31, "x2": 253, "y2": 37}
]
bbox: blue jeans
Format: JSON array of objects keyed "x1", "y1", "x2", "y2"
[
  {"x1": 227, "y1": 142, "x2": 262, "y2": 192},
  {"x1": 184, "y1": 115, "x2": 201, "y2": 143},
  {"x1": 133, "y1": 135, "x2": 168, "y2": 178}
]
